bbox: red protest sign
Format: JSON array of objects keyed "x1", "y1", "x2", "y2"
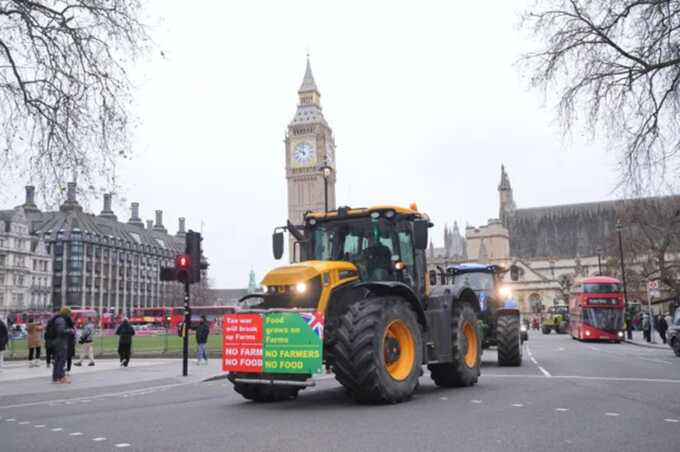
[{"x1": 222, "y1": 314, "x2": 263, "y2": 373}]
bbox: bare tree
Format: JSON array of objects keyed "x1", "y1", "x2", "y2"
[
  {"x1": 0, "y1": 1, "x2": 149, "y2": 203},
  {"x1": 521, "y1": 1, "x2": 680, "y2": 186}
]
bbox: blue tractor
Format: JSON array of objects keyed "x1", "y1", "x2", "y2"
[{"x1": 434, "y1": 264, "x2": 524, "y2": 366}]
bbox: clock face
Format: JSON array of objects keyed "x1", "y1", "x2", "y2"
[{"x1": 293, "y1": 142, "x2": 315, "y2": 164}]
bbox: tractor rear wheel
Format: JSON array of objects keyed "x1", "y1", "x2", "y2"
[
  {"x1": 542, "y1": 327, "x2": 551, "y2": 335},
  {"x1": 232, "y1": 382, "x2": 300, "y2": 402},
  {"x1": 496, "y1": 314, "x2": 522, "y2": 366},
  {"x1": 428, "y1": 303, "x2": 480, "y2": 387},
  {"x1": 331, "y1": 297, "x2": 423, "y2": 404}
]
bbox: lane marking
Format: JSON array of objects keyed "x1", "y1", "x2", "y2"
[
  {"x1": 51, "y1": 428, "x2": 63, "y2": 432},
  {"x1": 483, "y1": 374, "x2": 680, "y2": 384},
  {"x1": 18, "y1": 421, "x2": 30, "y2": 425},
  {"x1": 605, "y1": 412, "x2": 620, "y2": 417},
  {"x1": 34, "y1": 425, "x2": 46, "y2": 428},
  {"x1": 664, "y1": 419, "x2": 679, "y2": 423},
  {"x1": 470, "y1": 400, "x2": 482, "y2": 404},
  {"x1": 93, "y1": 437, "x2": 107, "y2": 441},
  {"x1": 6, "y1": 418, "x2": 16, "y2": 422},
  {"x1": 555, "y1": 408, "x2": 569, "y2": 412},
  {"x1": 115, "y1": 443, "x2": 131, "y2": 448},
  {"x1": 70, "y1": 432, "x2": 84, "y2": 436},
  {"x1": 529, "y1": 357, "x2": 538, "y2": 364},
  {"x1": 538, "y1": 366, "x2": 552, "y2": 377},
  {"x1": 512, "y1": 403, "x2": 524, "y2": 407},
  {"x1": 439, "y1": 397, "x2": 448, "y2": 401}
]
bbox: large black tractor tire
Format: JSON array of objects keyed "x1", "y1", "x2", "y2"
[
  {"x1": 232, "y1": 382, "x2": 300, "y2": 402},
  {"x1": 672, "y1": 338, "x2": 680, "y2": 358},
  {"x1": 497, "y1": 315, "x2": 522, "y2": 366},
  {"x1": 331, "y1": 297, "x2": 423, "y2": 404},
  {"x1": 428, "y1": 303, "x2": 480, "y2": 388}
]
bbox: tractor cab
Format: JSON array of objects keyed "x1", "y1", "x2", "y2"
[{"x1": 446, "y1": 264, "x2": 512, "y2": 315}]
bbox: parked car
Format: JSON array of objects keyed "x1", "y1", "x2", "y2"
[{"x1": 669, "y1": 306, "x2": 680, "y2": 358}]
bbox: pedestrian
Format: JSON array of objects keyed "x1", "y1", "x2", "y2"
[
  {"x1": 0, "y1": 316, "x2": 8, "y2": 372},
  {"x1": 49, "y1": 307, "x2": 75, "y2": 384},
  {"x1": 642, "y1": 313, "x2": 651, "y2": 342},
  {"x1": 74, "y1": 318, "x2": 95, "y2": 367},
  {"x1": 665, "y1": 312, "x2": 674, "y2": 329},
  {"x1": 65, "y1": 314, "x2": 76, "y2": 376},
  {"x1": 115, "y1": 318, "x2": 135, "y2": 367},
  {"x1": 657, "y1": 314, "x2": 668, "y2": 344},
  {"x1": 26, "y1": 317, "x2": 43, "y2": 367},
  {"x1": 195, "y1": 316, "x2": 210, "y2": 365}
]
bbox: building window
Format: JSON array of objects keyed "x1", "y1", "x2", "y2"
[
  {"x1": 0, "y1": 255, "x2": 5, "y2": 266},
  {"x1": 54, "y1": 242, "x2": 64, "y2": 256},
  {"x1": 70, "y1": 241, "x2": 83, "y2": 257}
]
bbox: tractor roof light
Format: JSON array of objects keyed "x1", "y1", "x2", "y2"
[
  {"x1": 498, "y1": 286, "x2": 512, "y2": 299},
  {"x1": 295, "y1": 282, "x2": 307, "y2": 294}
]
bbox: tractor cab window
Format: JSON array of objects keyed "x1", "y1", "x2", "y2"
[
  {"x1": 397, "y1": 230, "x2": 416, "y2": 288},
  {"x1": 310, "y1": 218, "x2": 397, "y2": 282}
]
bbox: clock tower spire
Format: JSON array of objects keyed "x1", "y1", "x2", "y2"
[{"x1": 285, "y1": 56, "x2": 337, "y2": 261}]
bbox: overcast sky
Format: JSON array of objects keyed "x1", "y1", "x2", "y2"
[{"x1": 7, "y1": 0, "x2": 621, "y2": 288}]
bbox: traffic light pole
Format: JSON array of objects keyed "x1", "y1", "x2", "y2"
[{"x1": 182, "y1": 278, "x2": 191, "y2": 377}]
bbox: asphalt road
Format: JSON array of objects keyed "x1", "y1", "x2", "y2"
[{"x1": 2, "y1": 333, "x2": 679, "y2": 452}]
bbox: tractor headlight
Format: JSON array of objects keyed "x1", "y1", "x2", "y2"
[
  {"x1": 520, "y1": 324, "x2": 527, "y2": 332},
  {"x1": 295, "y1": 282, "x2": 307, "y2": 294},
  {"x1": 499, "y1": 286, "x2": 512, "y2": 299}
]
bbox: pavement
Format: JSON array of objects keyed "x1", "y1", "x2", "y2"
[
  {"x1": 626, "y1": 329, "x2": 673, "y2": 350},
  {"x1": 1, "y1": 333, "x2": 679, "y2": 452}
]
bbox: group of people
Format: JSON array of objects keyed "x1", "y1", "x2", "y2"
[
  {"x1": 640, "y1": 311, "x2": 674, "y2": 344},
  {"x1": 0, "y1": 309, "x2": 138, "y2": 381}
]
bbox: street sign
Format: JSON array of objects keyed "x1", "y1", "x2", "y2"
[
  {"x1": 222, "y1": 312, "x2": 323, "y2": 375},
  {"x1": 647, "y1": 280, "x2": 659, "y2": 290}
]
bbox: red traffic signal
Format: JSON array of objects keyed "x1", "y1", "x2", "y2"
[{"x1": 176, "y1": 254, "x2": 191, "y2": 269}]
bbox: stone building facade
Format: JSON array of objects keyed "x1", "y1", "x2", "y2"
[
  {"x1": 286, "y1": 57, "x2": 337, "y2": 259},
  {"x1": 0, "y1": 202, "x2": 52, "y2": 319},
  {"x1": 1, "y1": 183, "x2": 200, "y2": 317}
]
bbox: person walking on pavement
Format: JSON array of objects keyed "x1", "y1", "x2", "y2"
[
  {"x1": 26, "y1": 317, "x2": 43, "y2": 367},
  {"x1": 64, "y1": 315, "x2": 76, "y2": 376},
  {"x1": 0, "y1": 316, "x2": 8, "y2": 372},
  {"x1": 657, "y1": 314, "x2": 668, "y2": 344},
  {"x1": 49, "y1": 307, "x2": 75, "y2": 384},
  {"x1": 642, "y1": 313, "x2": 651, "y2": 342},
  {"x1": 115, "y1": 318, "x2": 135, "y2": 367},
  {"x1": 74, "y1": 319, "x2": 96, "y2": 367},
  {"x1": 195, "y1": 316, "x2": 210, "y2": 365}
]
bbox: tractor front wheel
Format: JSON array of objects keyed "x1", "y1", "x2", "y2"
[
  {"x1": 496, "y1": 314, "x2": 522, "y2": 366},
  {"x1": 332, "y1": 297, "x2": 423, "y2": 404},
  {"x1": 428, "y1": 303, "x2": 480, "y2": 387}
]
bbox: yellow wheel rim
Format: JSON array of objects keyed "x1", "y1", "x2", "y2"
[
  {"x1": 463, "y1": 321, "x2": 478, "y2": 368},
  {"x1": 383, "y1": 320, "x2": 415, "y2": 381}
]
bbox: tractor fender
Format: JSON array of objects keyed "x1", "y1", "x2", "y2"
[
  {"x1": 351, "y1": 281, "x2": 428, "y2": 329},
  {"x1": 496, "y1": 308, "x2": 520, "y2": 317}
]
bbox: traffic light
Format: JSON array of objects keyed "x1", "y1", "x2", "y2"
[{"x1": 186, "y1": 230, "x2": 208, "y2": 284}]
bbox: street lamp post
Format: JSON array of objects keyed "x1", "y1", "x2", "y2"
[
  {"x1": 616, "y1": 221, "x2": 632, "y2": 340},
  {"x1": 319, "y1": 164, "x2": 333, "y2": 213},
  {"x1": 596, "y1": 248, "x2": 602, "y2": 275}
]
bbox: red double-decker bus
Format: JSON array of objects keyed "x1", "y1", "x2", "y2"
[
  {"x1": 569, "y1": 276, "x2": 625, "y2": 342},
  {"x1": 130, "y1": 307, "x2": 173, "y2": 327}
]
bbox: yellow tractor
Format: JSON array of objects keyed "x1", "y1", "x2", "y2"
[{"x1": 228, "y1": 205, "x2": 482, "y2": 403}]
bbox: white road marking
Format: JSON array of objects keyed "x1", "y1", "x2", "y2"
[
  {"x1": 664, "y1": 418, "x2": 679, "y2": 423},
  {"x1": 18, "y1": 421, "x2": 30, "y2": 425},
  {"x1": 557, "y1": 347, "x2": 565, "y2": 351},
  {"x1": 470, "y1": 400, "x2": 482, "y2": 404},
  {"x1": 115, "y1": 443, "x2": 131, "y2": 448},
  {"x1": 51, "y1": 428, "x2": 63, "y2": 431},
  {"x1": 555, "y1": 408, "x2": 569, "y2": 412},
  {"x1": 6, "y1": 418, "x2": 16, "y2": 422},
  {"x1": 34, "y1": 425, "x2": 46, "y2": 428},
  {"x1": 530, "y1": 357, "x2": 538, "y2": 364},
  {"x1": 70, "y1": 432, "x2": 84, "y2": 436},
  {"x1": 80, "y1": 399, "x2": 91, "y2": 403},
  {"x1": 605, "y1": 412, "x2": 620, "y2": 417},
  {"x1": 512, "y1": 403, "x2": 524, "y2": 407},
  {"x1": 483, "y1": 374, "x2": 680, "y2": 384},
  {"x1": 538, "y1": 366, "x2": 552, "y2": 377},
  {"x1": 439, "y1": 396, "x2": 448, "y2": 400},
  {"x1": 93, "y1": 437, "x2": 107, "y2": 441}
]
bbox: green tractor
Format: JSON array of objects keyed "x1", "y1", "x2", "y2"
[{"x1": 542, "y1": 305, "x2": 569, "y2": 334}]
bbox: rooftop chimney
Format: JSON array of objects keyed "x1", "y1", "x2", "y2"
[
  {"x1": 99, "y1": 193, "x2": 117, "y2": 221},
  {"x1": 22, "y1": 185, "x2": 40, "y2": 213},
  {"x1": 153, "y1": 210, "x2": 167, "y2": 233},
  {"x1": 59, "y1": 182, "x2": 83, "y2": 213},
  {"x1": 176, "y1": 217, "x2": 186, "y2": 238},
  {"x1": 146, "y1": 220, "x2": 154, "y2": 230},
  {"x1": 127, "y1": 202, "x2": 144, "y2": 228}
]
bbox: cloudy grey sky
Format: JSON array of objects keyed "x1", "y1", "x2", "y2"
[{"x1": 7, "y1": 0, "x2": 620, "y2": 288}]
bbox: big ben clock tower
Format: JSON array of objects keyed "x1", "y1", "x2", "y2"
[{"x1": 285, "y1": 56, "x2": 337, "y2": 260}]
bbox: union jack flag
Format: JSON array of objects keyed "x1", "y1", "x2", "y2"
[{"x1": 302, "y1": 311, "x2": 324, "y2": 339}]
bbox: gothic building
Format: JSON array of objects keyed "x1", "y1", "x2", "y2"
[{"x1": 285, "y1": 57, "x2": 337, "y2": 259}]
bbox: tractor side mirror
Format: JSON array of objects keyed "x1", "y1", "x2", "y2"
[
  {"x1": 429, "y1": 270, "x2": 437, "y2": 286},
  {"x1": 272, "y1": 230, "x2": 284, "y2": 260},
  {"x1": 414, "y1": 220, "x2": 429, "y2": 250}
]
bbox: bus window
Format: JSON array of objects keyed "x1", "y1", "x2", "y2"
[{"x1": 583, "y1": 283, "x2": 623, "y2": 293}]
